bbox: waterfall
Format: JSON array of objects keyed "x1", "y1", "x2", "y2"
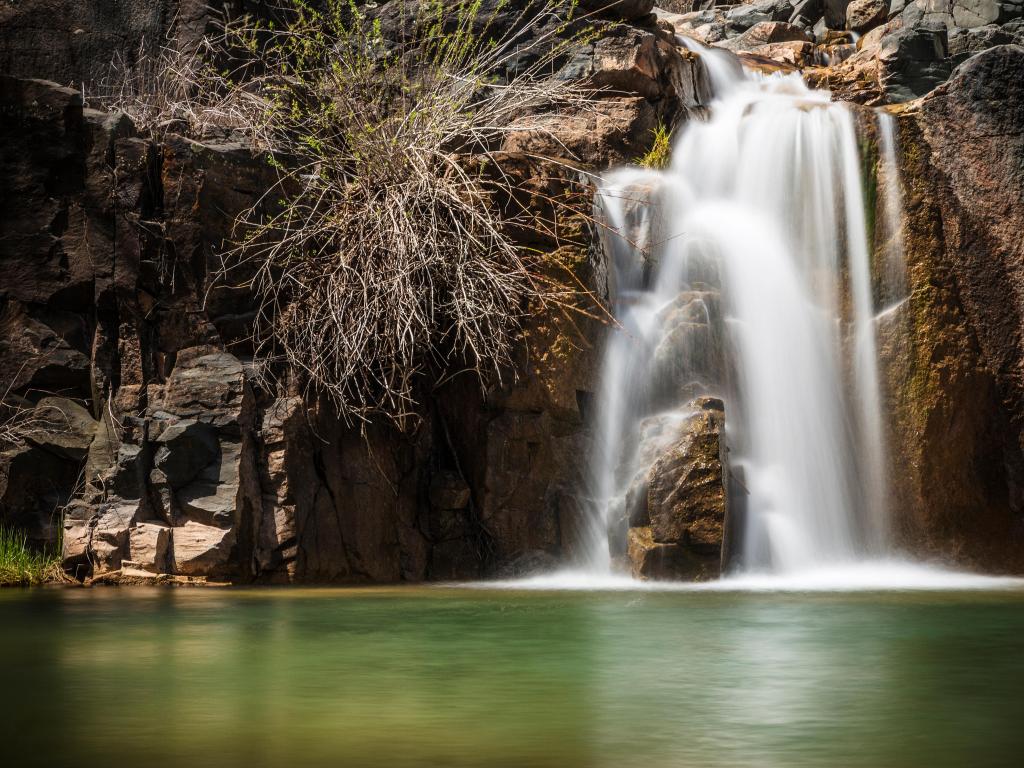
[
  {"x1": 877, "y1": 112, "x2": 908, "y2": 309},
  {"x1": 588, "y1": 49, "x2": 896, "y2": 577}
]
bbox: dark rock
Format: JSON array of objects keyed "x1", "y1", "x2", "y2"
[
  {"x1": 1, "y1": 444, "x2": 81, "y2": 547},
  {"x1": 878, "y1": 26, "x2": 952, "y2": 102},
  {"x1": 948, "y1": 23, "x2": 1017, "y2": 63},
  {"x1": 27, "y1": 396, "x2": 97, "y2": 461},
  {"x1": 790, "y1": 0, "x2": 826, "y2": 27},
  {"x1": 429, "y1": 471, "x2": 472, "y2": 512},
  {"x1": 152, "y1": 419, "x2": 219, "y2": 489},
  {"x1": 580, "y1": 0, "x2": 657, "y2": 20},
  {"x1": 825, "y1": 0, "x2": 855, "y2": 27}
]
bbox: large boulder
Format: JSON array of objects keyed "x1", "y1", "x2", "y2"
[
  {"x1": 625, "y1": 397, "x2": 728, "y2": 580},
  {"x1": 878, "y1": 26, "x2": 952, "y2": 102}
]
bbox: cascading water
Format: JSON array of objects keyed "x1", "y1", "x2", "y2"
[{"x1": 588, "y1": 45, "x2": 898, "y2": 578}]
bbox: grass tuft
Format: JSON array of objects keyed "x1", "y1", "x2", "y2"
[
  {"x1": 639, "y1": 122, "x2": 672, "y2": 170},
  {"x1": 0, "y1": 525, "x2": 63, "y2": 587}
]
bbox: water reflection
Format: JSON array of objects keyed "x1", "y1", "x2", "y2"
[{"x1": 1, "y1": 589, "x2": 1023, "y2": 767}]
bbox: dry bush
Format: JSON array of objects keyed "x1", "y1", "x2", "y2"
[{"x1": 96, "y1": 0, "x2": 605, "y2": 425}]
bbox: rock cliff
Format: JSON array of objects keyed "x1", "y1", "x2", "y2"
[{"x1": 2, "y1": 0, "x2": 1024, "y2": 580}]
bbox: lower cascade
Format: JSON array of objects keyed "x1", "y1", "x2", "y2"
[{"x1": 589, "y1": 44, "x2": 901, "y2": 581}]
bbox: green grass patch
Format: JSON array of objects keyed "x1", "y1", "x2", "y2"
[
  {"x1": 639, "y1": 122, "x2": 672, "y2": 170},
  {"x1": 0, "y1": 525, "x2": 62, "y2": 586}
]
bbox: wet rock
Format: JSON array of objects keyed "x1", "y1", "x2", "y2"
[
  {"x1": 847, "y1": 0, "x2": 890, "y2": 30},
  {"x1": 883, "y1": 45, "x2": 1024, "y2": 572},
  {"x1": 649, "y1": 290, "x2": 725, "y2": 407},
  {"x1": 625, "y1": 397, "x2": 727, "y2": 579},
  {"x1": 627, "y1": 526, "x2": 719, "y2": 580}
]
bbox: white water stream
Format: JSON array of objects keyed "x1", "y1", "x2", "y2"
[{"x1": 585, "y1": 41, "x2": 906, "y2": 582}]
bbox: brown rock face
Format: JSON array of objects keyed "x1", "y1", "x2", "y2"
[
  {"x1": 1, "y1": 0, "x2": 710, "y2": 583},
  {"x1": 882, "y1": 46, "x2": 1024, "y2": 571},
  {"x1": 625, "y1": 397, "x2": 728, "y2": 580}
]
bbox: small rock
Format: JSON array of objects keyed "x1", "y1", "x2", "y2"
[{"x1": 847, "y1": 0, "x2": 890, "y2": 30}]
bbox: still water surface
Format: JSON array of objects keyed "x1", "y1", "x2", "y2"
[{"x1": 1, "y1": 586, "x2": 1023, "y2": 768}]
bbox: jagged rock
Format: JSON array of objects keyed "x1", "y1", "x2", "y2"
[
  {"x1": 562, "y1": 25, "x2": 711, "y2": 106},
  {"x1": 89, "y1": 502, "x2": 139, "y2": 574},
  {"x1": 790, "y1": 0, "x2": 826, "y2": 28},
  {"x1": 60, "y1": 500, "x2": 94, "y2": 577},
  {"x1": 625, "y1": 397, "x2": 727, "y2": 579},
  {"x1": 847, "y1": 0, "x2": 890, "y2": 29},
  {"x1": 170, "y1": 520, "x2": 235, "y2": 577},
  {"x1": 720, "y1": 21, "x2": 812, "y2": 51},
  {"x1": 878, "y1": 26, "x2": 952, "y2": 102},
  {"x1": 129, "y1": 522, "x2": 171, "y2": 573},
  {"x1": 948, "y1": 23, "x2": 1018, "y2": 62}
]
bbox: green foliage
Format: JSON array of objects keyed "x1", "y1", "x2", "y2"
[
  {"x1": 0, "y1": 525, "x2": 61, "y2": 587},
  {"x1": 639, "y1": 122, "x2": 672, "y2": 169}
]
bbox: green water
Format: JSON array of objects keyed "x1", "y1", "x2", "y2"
[{"x1": 1, "y1": 587, "x2": 1023, "y2": 768}]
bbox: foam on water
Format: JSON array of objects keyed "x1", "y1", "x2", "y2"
[{"x1": 480, "y1": 563, "x2": 1024, "y2": 593}]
